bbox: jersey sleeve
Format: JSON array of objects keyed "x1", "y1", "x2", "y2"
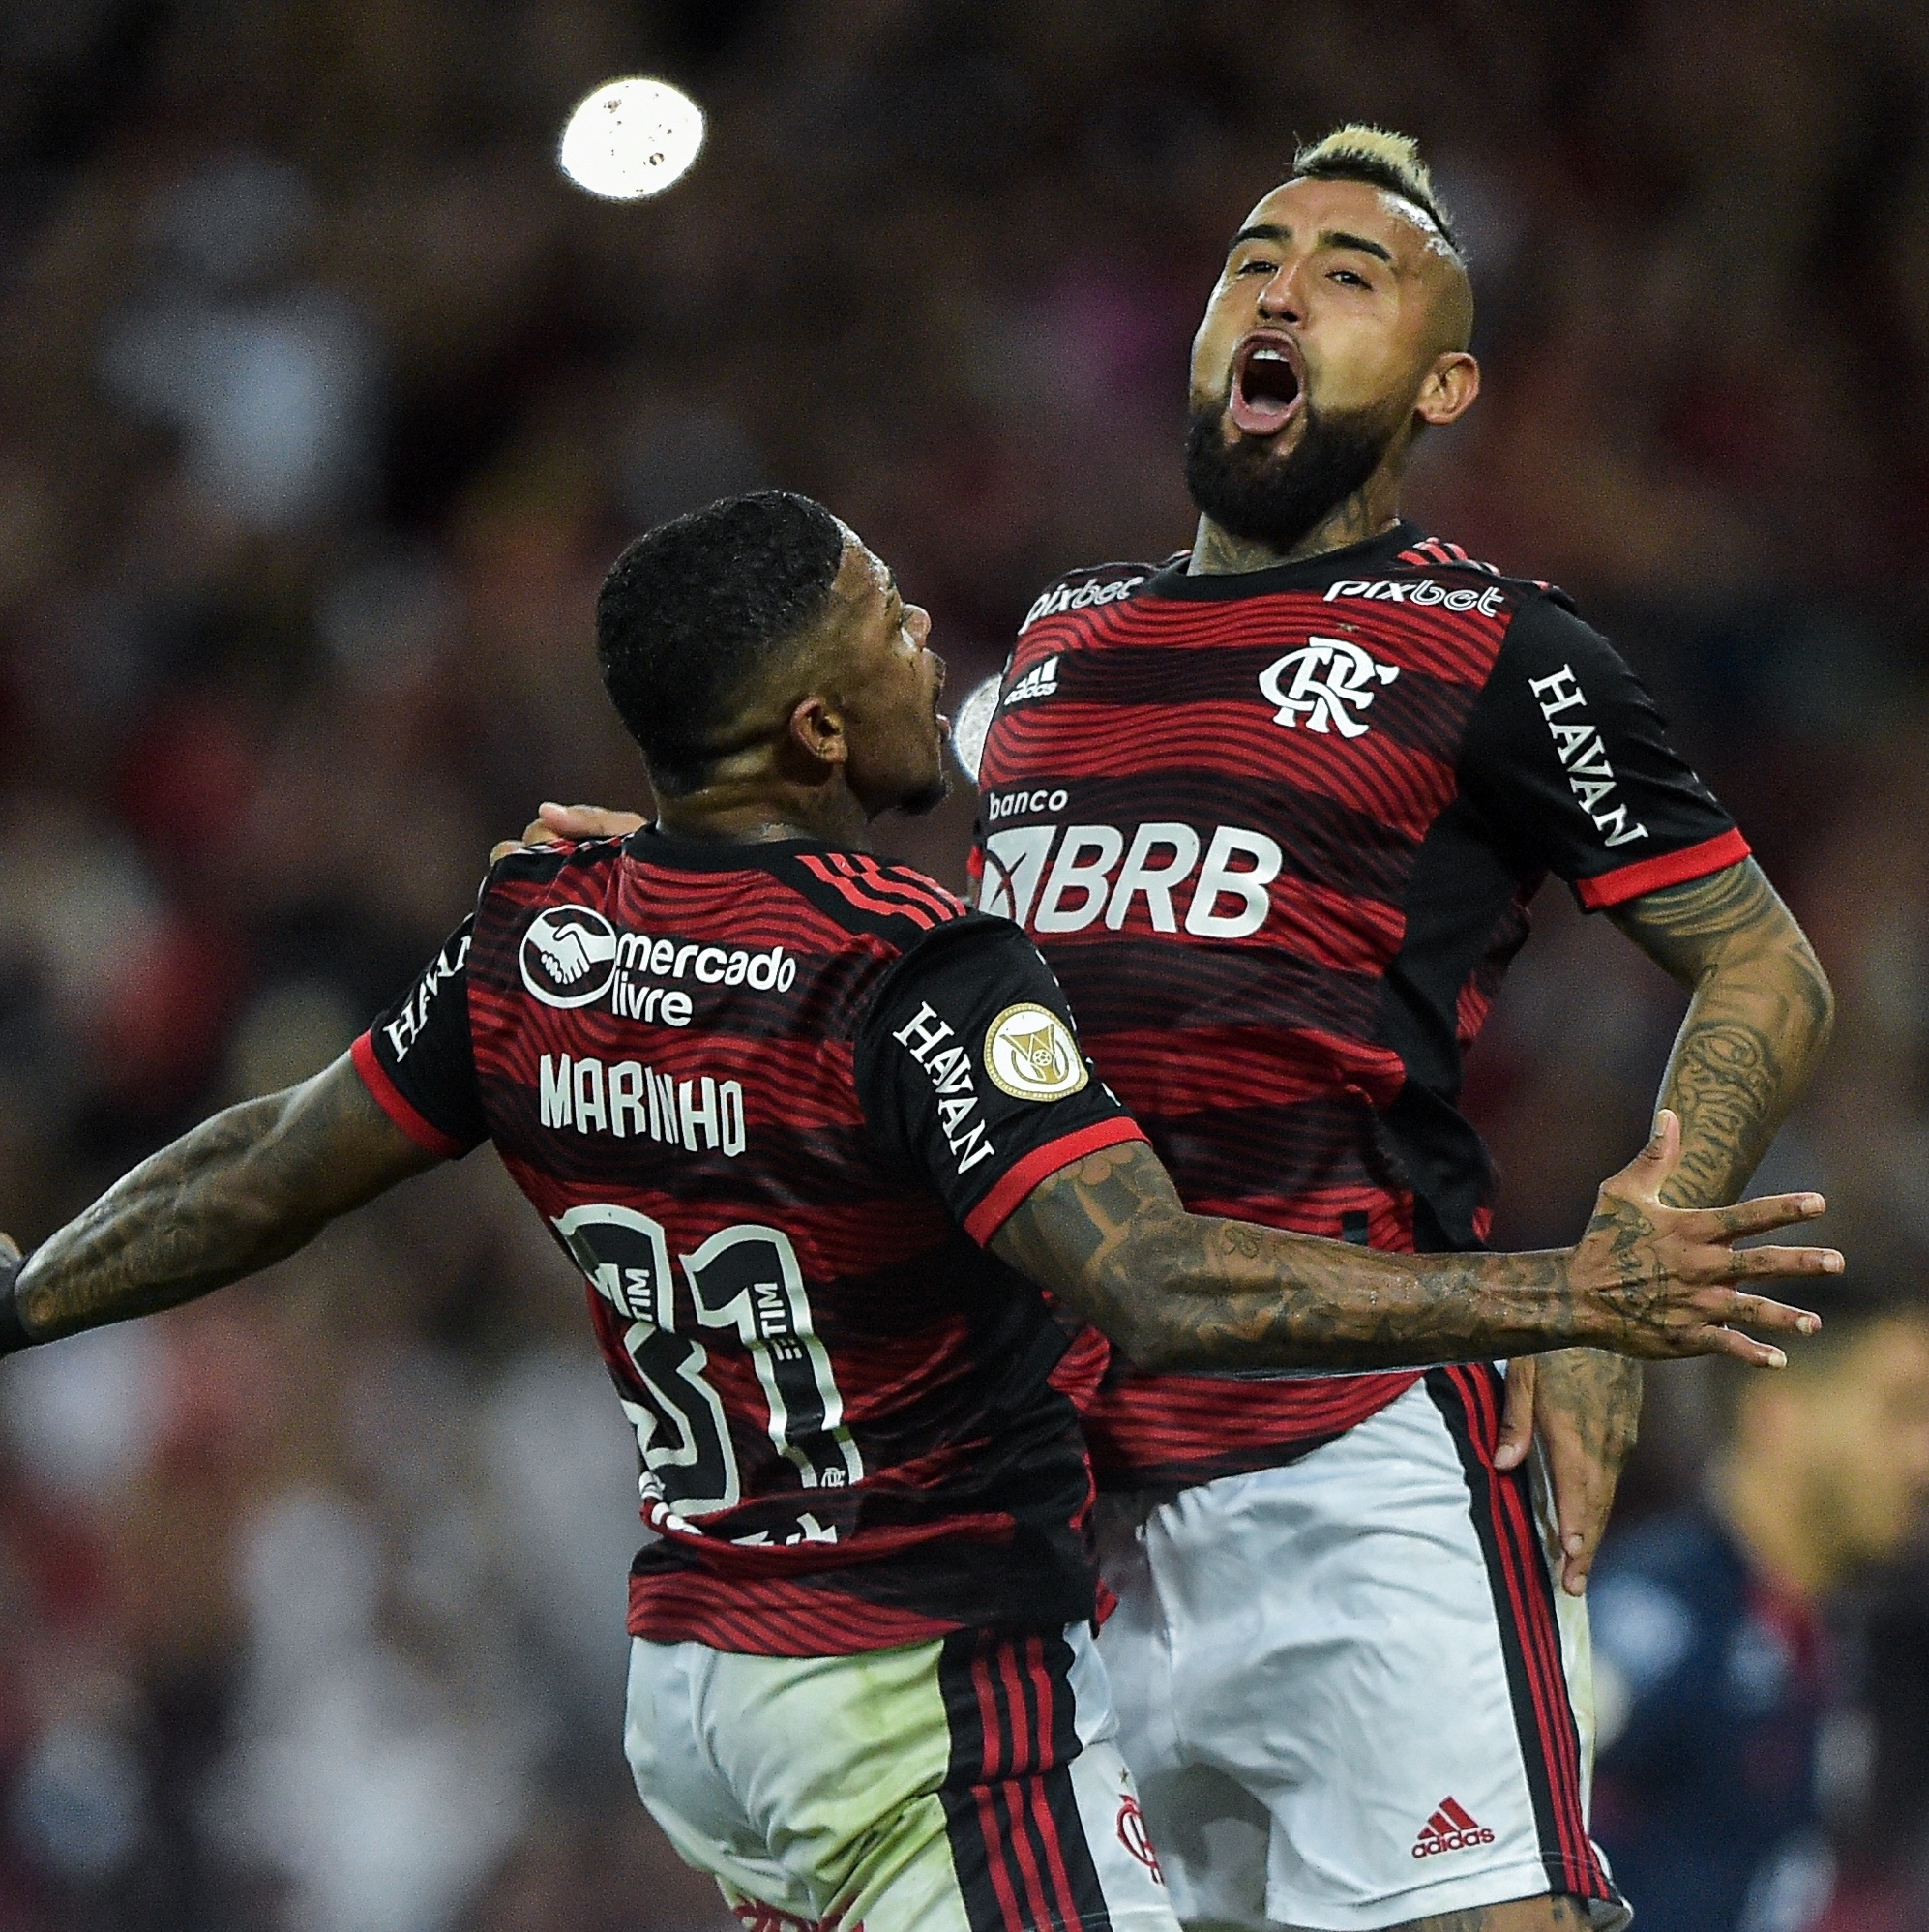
[
  {"x1": 1460, "y1": 595, "x2": 1750, "y2": 910},
  {"x1": 853, "y1": 913, "x2": 1146, "y2": 1245},
  {"x1": 349, "y1": 917, "x2": 488, "y2": 1158}
]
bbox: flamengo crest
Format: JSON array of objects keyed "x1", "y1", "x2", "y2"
[{"x1": 1260, "y1": 637, "x2": 1400, "y2": 739}]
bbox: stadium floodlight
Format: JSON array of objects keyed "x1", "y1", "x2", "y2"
[
  {"x1": 950, "y1": 675, "x2": 1001, "y2": 783},
  {"x1": 559, "y1": 77, "x2": 705, "y2": 200}
]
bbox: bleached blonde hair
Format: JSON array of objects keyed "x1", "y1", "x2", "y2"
[{"x1": 1289, "y1": 125, "x2": 1460, "y2": 255}]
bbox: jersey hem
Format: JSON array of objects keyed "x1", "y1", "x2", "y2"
[
  {"x1": 1573, "y1": 827, "x2": 1750, "y2": 910},
  {"x1": 350, "y1": 1032, "x2": 473, "y2": 1159},
  {"x1": 627, "y1": 1601, "x2": 957, "y2": 1655},
  {"x1": 962, "y1": 1118, "x2": 1149, "y2": 1246},
  {"x1": 626, "y1": 1579, "x2": 1099, "y2": 1655},
  {"x1": 1083, "y1": 1370, "x2": 1422, "y2": 1490}
]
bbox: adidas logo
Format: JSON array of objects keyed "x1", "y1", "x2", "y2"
[
  {"x1": 1411, "y1": 1798, "x2": 1496, "y2": 1859},
  {"x1": 1002, "y1": 657, "x2": 1060, "y2": 706}
]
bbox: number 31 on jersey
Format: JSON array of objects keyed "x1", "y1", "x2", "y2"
[{"x1": 554, "y1": 1204, "x2": 863, "y2": 1522}]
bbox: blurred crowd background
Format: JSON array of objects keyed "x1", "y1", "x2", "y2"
[{"x1": 0, "y1": 0, "x2": 1927, "y2": 1926}]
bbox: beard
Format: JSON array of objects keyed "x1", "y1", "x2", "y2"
[{"x1": 1184, "y1": 393, "x2": 1406, "y2": 555}]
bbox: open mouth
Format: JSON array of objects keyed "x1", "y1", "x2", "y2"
[{"x1": 1230, "y1": 334, "x2": 1304, "y2": 438}]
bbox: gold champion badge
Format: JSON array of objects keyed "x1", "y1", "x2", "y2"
[{"x1": 984, "y1": 1003, "x2": 1088, "y2": 1102}]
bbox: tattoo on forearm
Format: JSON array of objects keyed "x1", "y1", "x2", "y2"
[
  {"x1": 992, "y1": 1140, "x2": 1593, "y2": 1374},
  {"x1": 994, "y1": 1118, "x2": 1799, "y2": 1378},
  {"x1": 15, "y1": 1060, "x2": 432, "y2": 1343},
  {"x1": 1663, "y1": 1018, "x2": 1778, "y2": 1204},
  {"x1": 1541, "y1": 858, "x2": 1835, "y2": 1492}
]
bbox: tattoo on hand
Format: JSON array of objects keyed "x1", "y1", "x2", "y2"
[{"x1": 1535, "y1": 1346, "x2": 1642, "y2": 1468}]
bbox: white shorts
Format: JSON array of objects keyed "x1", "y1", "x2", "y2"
[
  {"x1": 1095, "y1": 1366, "x2": 1628, "y2": 1931},
  {"x1": 624, "y1": 1620, "x2": 1179, "y2": 1932}
]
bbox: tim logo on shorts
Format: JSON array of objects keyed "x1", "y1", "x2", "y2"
[{"x1": 1412, "y1": 1798, "x2": 1496, "y2": 1859}]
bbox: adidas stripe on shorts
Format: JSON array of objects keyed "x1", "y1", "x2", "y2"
[
  {"x1": 1094, "y1": 1366, "x2": 1630, "y2": 1931},
  {"x1": 624, "y1": 1620, "x2": 1179, "y2": 1932}
]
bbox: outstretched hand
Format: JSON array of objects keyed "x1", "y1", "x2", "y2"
[
  {"x1": 1496, "y1": 1110, "x2": 1838, "y2": 1596},
  {"x1": 1563, "y1": 1108, "x2": 1835, "y2": 1364},
  {"x1": 490, "y1": 802, "x2": 646, "y2": 865}
]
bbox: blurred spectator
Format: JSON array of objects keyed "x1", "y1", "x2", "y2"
[
  {"x1": 1590, "y1": 1288, "x2": 1929, "y2": 1932},
  {"x1": 100, "y1": 155, "x2": 382, "y2": 532}
]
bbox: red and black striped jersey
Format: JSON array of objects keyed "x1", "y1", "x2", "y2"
[
  {"x1": 970, "y1": 520, "x2": 1748, "y2": 1489},
  {"x1": 352, "y1": 828, "x2": 1146, "y2": 1654}
]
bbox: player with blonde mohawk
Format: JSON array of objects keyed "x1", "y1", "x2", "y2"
[
  {"x1": 964, "y1": 120, "x2": 1834, "y2": 1931},
  {"x1": 520, "y1": 121, "x2": 1835, "y2": 1932}
]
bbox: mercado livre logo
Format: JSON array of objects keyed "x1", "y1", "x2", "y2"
[{"x1": 520, "y1": 905, "x2": 622, "y2": 1008}]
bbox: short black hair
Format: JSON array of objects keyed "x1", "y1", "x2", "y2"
[
  {"x1": 1288, "y1": 125, "x2": 1461, "y2": 256},
  {"x1": 596, "y1": 490, "x2": 847, "y2": 795}
]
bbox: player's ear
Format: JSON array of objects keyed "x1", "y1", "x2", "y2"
[
  {"x1": 1415, "y1": 351, "x2": 1479, "y2": 428},
  {"x1": 787, "y1": 694, "x2": 848, "y2": 772}
]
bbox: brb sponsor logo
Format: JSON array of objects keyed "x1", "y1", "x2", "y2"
[
  {"x1": 519, "y1": 904, "x2": 796, "y2": 1025},
  {"x1": 985, "y1": 787, "x2": 1068, "y2": 824},
  {"x1": 980, "y1": 821, "x2": 1281, "y2": 939},
  {"x1": 1259, "y1": 638, "x2": 1400, "y2": 739}
]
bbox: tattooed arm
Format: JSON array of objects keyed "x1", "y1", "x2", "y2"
[
  {"x1": 1517, "y1": 859, "x2": 1836, "y2": 1591},
  {"x1": 8, "y1": 1056, "x2": 442, "y2": 1346},
  {"x1": 1611, "y1": 859, "x2": 1834, "y2": 1204},
  {"x1": 991, "y1": 1115, "x2": 1833, "y2": 1375}
]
